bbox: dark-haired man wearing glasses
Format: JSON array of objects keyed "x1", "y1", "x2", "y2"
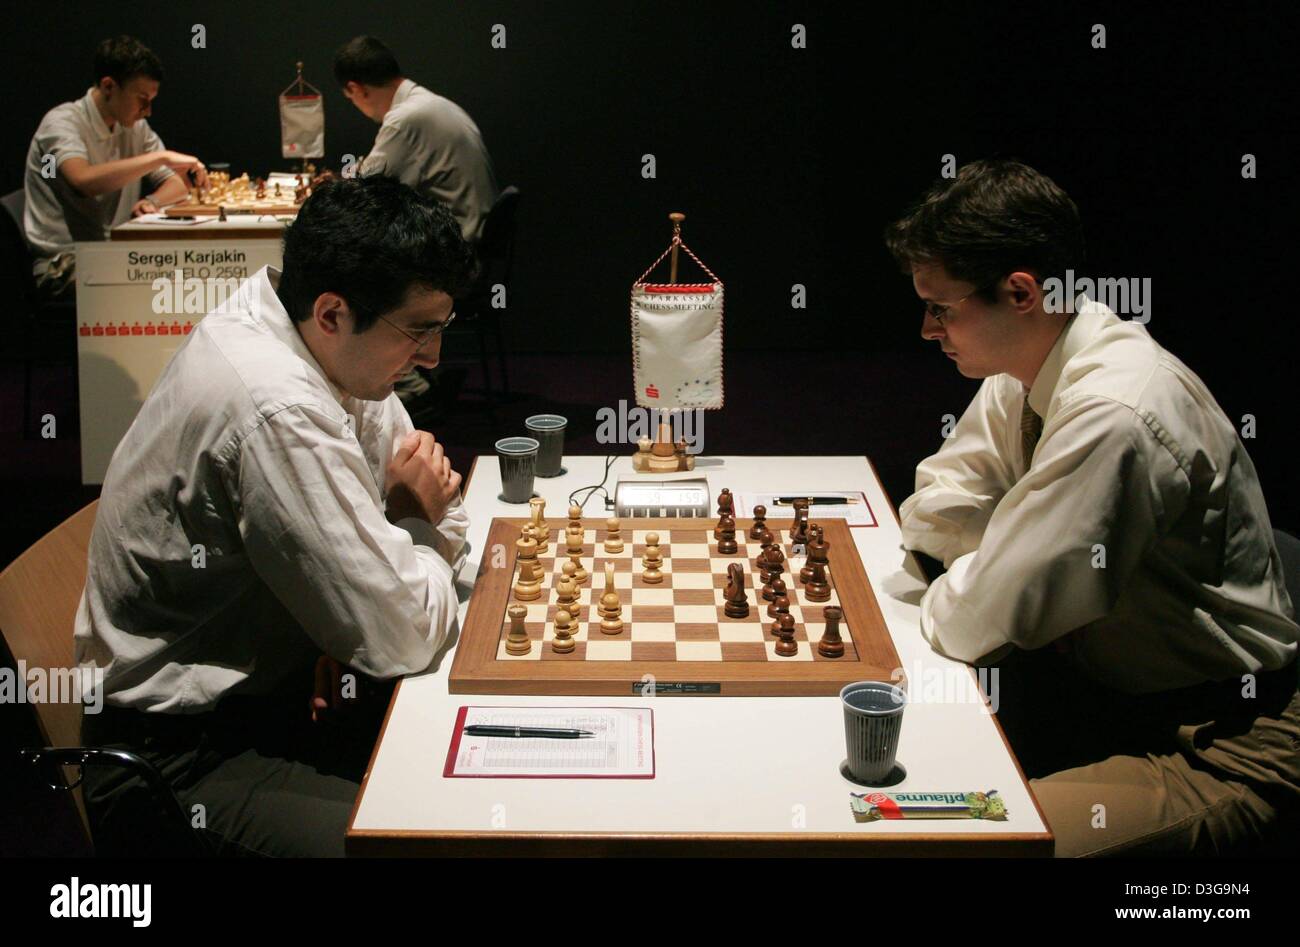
[
  {"x1": 887, "y1": 159, "x2": 1299, "y2": 856},
  {"x1": 74, "y1": 177, "x2": 478, "y2": 856}
]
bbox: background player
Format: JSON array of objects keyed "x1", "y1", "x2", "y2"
[
  {"x1": 333, "y1": 34, "x2": 500, "y2": 410},
  {"x1": 23, "y1": 35, "x2": 208, "y2": 300}
]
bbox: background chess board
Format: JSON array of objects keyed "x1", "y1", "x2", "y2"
[
  {"x1": 451, "y1": 517, "x2": 902, "y2": 696},
  {"x1": 164, "y1": 195, "x2": 301, "y2": 216}
]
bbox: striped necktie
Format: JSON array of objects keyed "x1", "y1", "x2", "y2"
[{"x1": 1021, "y1": 393, "x2": 1043, "y2": 468}]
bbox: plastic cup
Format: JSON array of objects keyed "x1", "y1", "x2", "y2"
[
  {"x1": 495, "y1": 437, "x2": 539, "y2": 503},
  {"x1": 840, "y1": 681, "x2": 907, "y2": 785},
  {"x1": 525, "y1": 414, "x2": 568, "y2": 478}
]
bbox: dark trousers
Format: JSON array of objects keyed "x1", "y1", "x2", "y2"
[{"x1": 80, "y1": 674, "x2": 393, "y2": 858}]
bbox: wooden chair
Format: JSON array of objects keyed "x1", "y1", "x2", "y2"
[{"x1": 0, "y1": 500, "x2": 202, "y2": 855}]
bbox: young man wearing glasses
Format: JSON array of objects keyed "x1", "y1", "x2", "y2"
[
  {"x1": 74, "y1": 176, "x2": 478, "y2": 856},
  {"x1": 886, "y1": 159, "x2": 1299, "y2": 856},
  {"x1": 23, "y1": 36, "x2": 208, "y2": 300}
]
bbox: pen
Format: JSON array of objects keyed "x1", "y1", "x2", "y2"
[
  {"x1": 772, "y1": 496, "x2": 860, "y2": 506},
  {"x1": 464, "y1": 725, "x2": 595, "y2": 739}
]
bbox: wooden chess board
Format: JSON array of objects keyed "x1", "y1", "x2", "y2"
[
  {"x1": 449, "y1": 517, "x2": 902, "y2": 696},
  {"x1": 164, "y1": 171, "x2": 304, "y2": 216},
  {"x1": 164, "y1": 195, "x2": 301, "y2": 216}
]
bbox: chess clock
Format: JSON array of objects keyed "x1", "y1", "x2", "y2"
[{"x1": 613, "y1": 478, "x2": 711, "y2": 518}]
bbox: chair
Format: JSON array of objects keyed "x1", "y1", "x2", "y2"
[
  {"x1": 447, "y1": 185, "x2": 520, "y2": 399},
  {"x1": 0, "y1": 500, "x2": 207, "y2": 855},
  {"x1": 1, "y1": 188, "x2": 78, "y2": 440}
]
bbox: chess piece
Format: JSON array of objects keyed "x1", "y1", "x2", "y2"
[
  {"x1": 555, "y1": 561, "x2": 581, "y2": 621},
  {"x1": 805, "y1": 561, "x2": 832, "y2": 603},
  {"x1": 551, "y1": 607, "x2": 576, "y2": 653},
  {"x1": 749, "y1": 504, "x2": 768, "y2": 540},
  {"x1": 218, "y1": 205, "x2": 227, "y2": 223},
  {"x1": 642, "y1": 532, "x2": 664, "y2": 583},
  {"x1": 817, "y1": 606, "x2": 845, "y2": 658},
  {"x1": 801, "y1": 525, "x2": 827, "y2": 585},
  {"x1": 568, "y1": 503, "x2": 583, "y2": 533},
  {"x1": 717, "y1": 514, "x2": 738, "y2": 554},
  {"x1": 723, "y1": 563, "x2": 749, "y2": 618},
  {"x1": 513, "y1": 527, "x2": 542, "y2": 601},
  {"x1": 755, "y1": 529, "x2": 774, "y2": 572},
  {"x1": 599, "y1": 563, "x2": 624, "y2": 634},
  {"x1": 762, "y1": 575, "x2": 787, "y2": 604},
  {"x1": 760, "y1": 542, "x2": 786, "y2": 584},
  {"x1": 766, "y1": 592, "x2": 791, "y2": 620},
  {"x1": 603, "y1": 517, "x2": 624, "y2": 553},
  {"x1": 774, "y1": 613, "x2": 798, "y2": 656},
  {"x1": 565, "y1": 528, "x2": 588, "y2": 585},
  {"x1": 505, "y1": 604, "x2": 531, "y2": 656},
  {"x1": 714, "y1": 488, "x2": 734, "y2": 538},
  {"x1": 768, "y1": 597, "x2": 792, "y2": 635},
  {"x1": 274, "y1": 182, "x2": 282, "y2": 198},
  {"x1": 530, "y1": 497, "x2": 550, "y2": 555},
  {"x1": 790, "y1": 499, "x2": 810, "y2": 552}
]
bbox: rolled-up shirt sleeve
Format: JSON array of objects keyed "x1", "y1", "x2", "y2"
[
  {"x1": 899, "y1": 377, "x2": 1019, "y2": 568},
  {"x1": 237, "y1": 403, "x2": 460, "y2": 678},
  {"x1": 916, "y1": 395, "x2": 1184, "y2": 664}
]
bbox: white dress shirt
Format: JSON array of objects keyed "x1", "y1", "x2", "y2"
[
  {"x1": 360, "y1": 79, "x2": 499, "y2": 243},
  {"x1": 899, "y1": 297, "x2": 1298, "y2": 693},
  {"x1": 74, "y1": 266, "x2": 468, "y2": 713},
  {"x1": 23, "y1": 87, "x2": 175, "y2": 259}
]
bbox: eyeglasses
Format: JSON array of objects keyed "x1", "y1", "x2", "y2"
[
  {"x1": 376, "y1": 311, "x2": 456, "y2": 349},
  {"x1": 923, "y1": 285, "x2": 991, "y2": 326}
]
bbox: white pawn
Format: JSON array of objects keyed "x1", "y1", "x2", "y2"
[
  {"x1": 552, "y1": 608, "x2": 576, "y2": 653},
  {"x1": 642, "y1": 532, "x2": 664, "y2": 584},
  {"x1": 604, "y1": 517, "x2": 624, "y2": 554},
  {"x1": 568, "y1": 502, "x2": 583, "y2": 533}
]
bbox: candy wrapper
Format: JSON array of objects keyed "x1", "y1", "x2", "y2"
[{"x1": 850, "y1": 790, "x2": 1007, "y2": 823}]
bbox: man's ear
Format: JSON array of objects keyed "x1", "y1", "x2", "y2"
[{"x1": 312, "y1": 292, "x2": 350, "y2": 336}]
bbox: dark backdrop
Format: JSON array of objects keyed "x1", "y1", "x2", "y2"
[{"x1": 2, "y1": 1, "x2": 1297, "y2": 524}]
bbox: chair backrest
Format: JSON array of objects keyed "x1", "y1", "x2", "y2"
[
  {"x1": 1, "y1": 188, "x2": 37, "y2": 315},
  {"x1": 0, "y1": 500, "x2": 99, "y2": 750},
  {"x1": 477, "y1": 185, "x2": 520, "y2": 277}
]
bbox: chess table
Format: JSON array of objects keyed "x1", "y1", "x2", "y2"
[{"x1": 347, "y1": 455, "x2": 1053, "y2": 856}]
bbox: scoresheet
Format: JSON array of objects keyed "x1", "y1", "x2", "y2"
[{"x1": 444, "y1": 706, "x2": 655, "y2": 778}]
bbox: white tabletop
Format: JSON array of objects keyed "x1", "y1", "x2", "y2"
[
  {"x1": 111, "y1": 216, "x2": 290, "y2": 240},
  {"x1": 347, "y1": 455, "x2": 1052, "y2": 854}
]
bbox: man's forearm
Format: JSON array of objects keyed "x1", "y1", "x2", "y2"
[
  {"x1": 64, "y1": 153, "x2": 167, "y2": 198},
  {"x1": 149, "y1": 173, "x2": 187, "y2": 205}
]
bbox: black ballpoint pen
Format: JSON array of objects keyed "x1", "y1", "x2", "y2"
[
  {"x1": 773, "y1": 496, "x2": 860, "y2": 506},
  {"x1": 464, "y1": 725, "x2": 595, "y2": 739}
]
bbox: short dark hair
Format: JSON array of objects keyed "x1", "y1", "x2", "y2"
[
  {"x1": 333, "y1": 36, "x2": 402, "y2": 87},
  {"x1": 277, "y1": 176, "x2": 478, "y2": 332},
  {"x1": 93, "y1": 36, "x2": 164, "y2": 87},
  {"x1": 883, "y1": 159, "x2": 1085, "y2": 301}
]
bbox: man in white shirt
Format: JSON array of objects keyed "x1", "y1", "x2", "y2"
[
  {"x1": 886, "y1": 159, "x2": 1299, "y2": 856},
  {"x1": 333, "y1": 35, "x2": 501, "y2": 408},
  {"x1": 75, "y1": 176, "x2": 479, "y2": 856},
  {"x1": 23, "y1": 36, "x2": 208, "y2": 299}
]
